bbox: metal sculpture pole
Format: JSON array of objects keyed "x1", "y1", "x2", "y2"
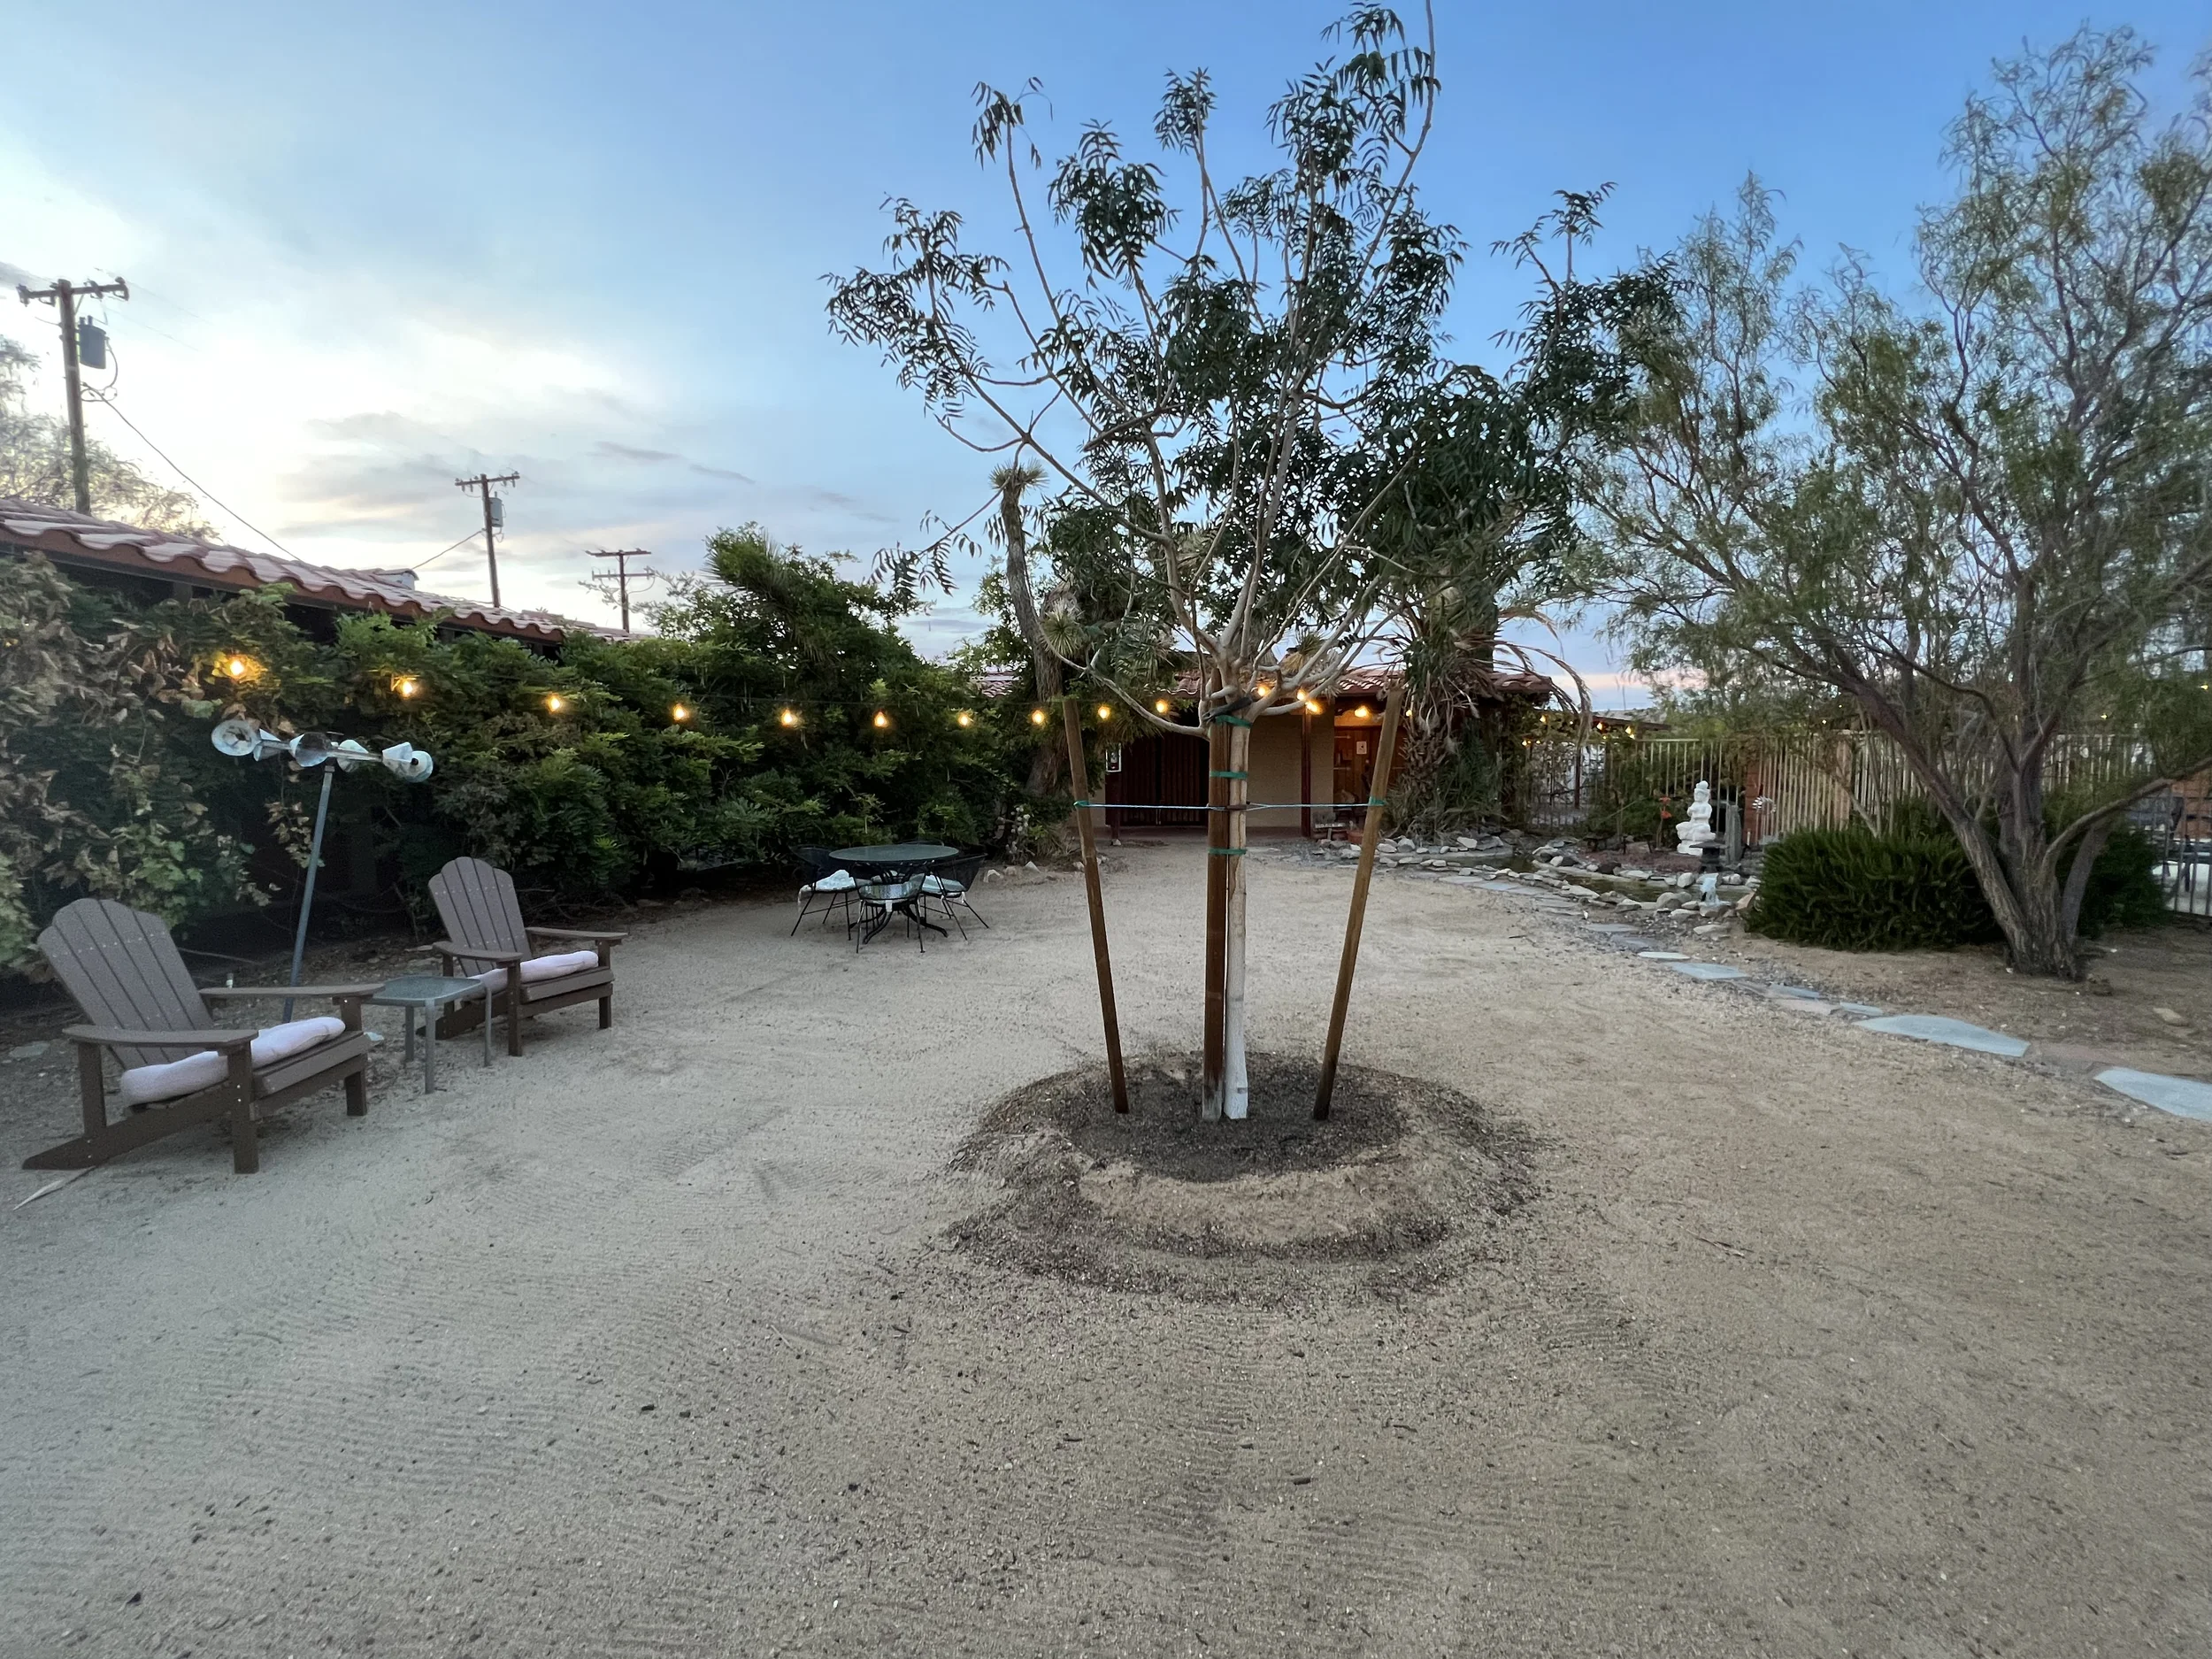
[
  {"x1": 211, "y1": 719, "x2": 435, "y2": 1022},
  {"x1": 1315, "y1": 681, "x2": 1405, "y2": 1119},
  {"x1": 283, "y1": 769, "x2": 336, "y2": 1022},
  {"x1": 1061, "y1": 696, "x2": 1129, "y2": 1113}
]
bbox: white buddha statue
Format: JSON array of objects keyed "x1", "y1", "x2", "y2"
[{"x1": 1675, "y1": 780, "x2": 1717, "y2": 855}]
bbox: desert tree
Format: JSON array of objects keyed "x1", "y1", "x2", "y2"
[
  {"x1": 1595, "y1": 29, "x2": 2212, "y2": 977},
  {"x1": 828, "y1": 4, "x2": 1461, "y2": 1116}
]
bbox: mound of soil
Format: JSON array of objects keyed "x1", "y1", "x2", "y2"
[{"x1": 949, "y1": 1050, "x2": 1538, "y2": 1302}]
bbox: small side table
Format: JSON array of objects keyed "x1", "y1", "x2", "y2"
[{"x1": 370, "y1": 974, "x2": 493, "y2": 1093}]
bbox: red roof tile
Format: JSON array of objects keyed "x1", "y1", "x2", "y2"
[{"x1": 0, "y1": 498, "x2": 615, "y2": 643}]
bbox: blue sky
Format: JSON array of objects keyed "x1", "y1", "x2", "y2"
[{"x1": 4, "y1": 1, "x2": 2207, "y2": 693}]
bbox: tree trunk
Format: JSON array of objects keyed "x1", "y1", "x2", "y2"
[
  {"x1": 1218, "y1": 719, "x2": 1251, "y2": 1120},
  {"x1": 998, "y1": 469, "x2": 1064, "y2": 797},
  {"x1": 1929, "y1": 794, "x2": 2085, "y2": 979}
]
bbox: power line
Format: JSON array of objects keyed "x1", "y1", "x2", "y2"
[
  {"x1": 403, "y1": 530, "x2": 487, "y2": 574},
  {"x1": 83, "y1": 388, "x2": 296, "y2": 558}
]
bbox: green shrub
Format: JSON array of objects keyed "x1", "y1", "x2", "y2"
[
  {"x1": 1, "y1": 529, "x2": 1032, "y2": 970},
  {"x1": 1749, "y1": 811, "x2": 2168, "y2": 950}
]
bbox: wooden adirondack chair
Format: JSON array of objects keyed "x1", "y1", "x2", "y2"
[
  {"x1": 32, "y1": 898, "x2": 377, "y2": 1174},
  {"x1": 427, "y1": 857, "x2": 625, "y2": 1056}
]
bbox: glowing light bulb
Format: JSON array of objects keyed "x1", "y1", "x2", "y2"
[
  {"x1": 1355, "y1": 705, "x2": 1371, "y2": 719},
  {"x1": 780, "y1": 709, "x2": 799, "y2": 727},
  {"x1": 1154, "y1": 698, "x2": 1172, "y2": 715},
  {"x1": 872, "y1": 710, "x2": 889, "y2": 729},
  {"x1": 1031, "y1": 708, "x2": 1048, "y2": 726},
  {"x1": 224, "y1": 656, "x2": 251, "y2": 680},
  {"x1": 395, "y1": 676, "x2": 419, "y2": 699},
  {"x1": 545, "y1": 694, "x2": 565, "y2": 713},
  {"x1": 1096, "y1": 703, "x2": 1112, "y2": 720},
  {"x1": 671, "y1": 704, "x2": 690, "y2": 723},
  {"x1": 956, "y1": 710, "x2": 973, "y2": 727}
]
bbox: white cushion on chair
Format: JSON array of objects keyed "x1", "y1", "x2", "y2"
[
  {"x1": 803, "y1": 870, "x2": 856, "y2": 895},
  {"x1": 919, "y1": 875, "x2": 964, "y2": 896},
  {"x1": 116, "y1": 1016, "x2": 348, "y2": 1108},
  {"x1": 471, "y1": 949, "x2": 602, "y2": 996}
]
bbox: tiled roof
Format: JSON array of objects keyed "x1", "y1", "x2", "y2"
[{"x1": 0, "y1": 498, "x2": 614, "y2": 643}]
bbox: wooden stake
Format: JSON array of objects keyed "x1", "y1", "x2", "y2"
[
  {"x1": 1062, "y1": 696, "x2": 1129, "y2": 1113},
  {"x1": 1315, "y1": 682, "x2": 1405, "y2": 1119},
  {"x1": 1201, "y1": 716, "x2": 1230, "y2": 1119}
]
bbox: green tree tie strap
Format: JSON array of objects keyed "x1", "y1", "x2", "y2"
[
  {"x1": 1210, "y1": 846, "x2": 1247, "y2": 856},
  {"x1": 1209, "y1": 770, "x2": 1248, "y2": 780},
  {"x1": 1210, "y1": 715, "x2": 1254, "y2": 727}
]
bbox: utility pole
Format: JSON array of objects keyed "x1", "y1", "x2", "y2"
[
  {"x1": 454, "y1": 472, "x2": 520, "y2": 607},
  {"x1": 585, "y1": 549, "x2": 660, "y2": 634},
  {"x1": 17, "y1": 276, "x2": 129, "y2": 513}
]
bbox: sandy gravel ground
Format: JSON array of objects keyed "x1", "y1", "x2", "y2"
[{"x1": 3, "y1": 846, "x2": 2208, "y2": 1658}]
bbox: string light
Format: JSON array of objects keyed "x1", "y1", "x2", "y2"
[
  {"x1": 394, "y1": 676, "x2": 420, "y2": 700},
  {"x1": 1031, "y1": 708, "x2": 1048, "y2": 726},
  {"x1": 1355, "y1": 704, "x2": 1371, "y2": 719},
  {"x1": 1154, "y1": 698, "x2": 1172, "y2": 715},
  {"x1": 544, "y1": 694, "x2": 566, "y2": 714},
  {"x1": 1095, "y1": 703, "x2": 1112, "y2": 721},
  {"x1": 872, "y1": 710, "x2": 889, "y2": 729},
  {"x1": 221, "y1": 654, "x2": 257, "y2": 681},
  {"x1": 780, "y1": 709, "x2": 800, "y2": 727},
  {"x1": 671, "y1": 703, "x2": 691, "y2": 723},
  {"x1": 956, "y1": 710, "x2": 974, "y2": 727}
]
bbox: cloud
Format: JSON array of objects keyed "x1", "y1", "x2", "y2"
[
  {"x1": 595, "y1": 440, "x2": 680, "y2": 464},
  {"x1": 688, "y1": 462, "x2": 754, "y2": 482}
]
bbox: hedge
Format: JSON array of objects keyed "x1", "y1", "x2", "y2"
[{"x1": 1747, "y1": 811, "x2": 2167, "y2": 951}]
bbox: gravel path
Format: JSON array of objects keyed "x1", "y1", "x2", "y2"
[{"x1": 3, "y1": 845, "x2": 2207, "y2": 1656}]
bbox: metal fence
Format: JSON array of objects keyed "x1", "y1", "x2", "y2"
[{"x1": 1509, "y1": 727, "x2": 2209, "y2": 915}]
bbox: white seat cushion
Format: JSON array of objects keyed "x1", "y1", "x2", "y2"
[
  {"x1": 116, "y1": 1016, "x2": 348, "y2": 1108},
  {"x1": 804, "y1": 870, "x2": 856, "y2": 894},
  {"x1": 472, "y1": 949, "x2": 601, "y2": 996},
  {"x1": 919, "y1": 875, "x2": 964, "y2": 896}
]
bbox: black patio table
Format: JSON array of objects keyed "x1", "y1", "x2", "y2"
[
  {"x1": 830, "y1": 841, "x2": 958, "y2": 873},
  {"x1": 833, "y1": 843, "x2": 959, "y2": 948}
]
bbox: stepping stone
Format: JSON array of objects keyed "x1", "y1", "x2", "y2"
[
  {"x1": 1666, "y1": 961, "x2": 1747, "y2": 981},
  {"x1": 1637, "y1": 950, "x2": 1689, "y2": 961},
  {"x1": 1833, "y1": 1002, "x2": 1883, "y2": 1018},
  {"x1": 1770, "y1": 999, "x2": 1838, "y2": 1016},
  {"x1": 1765, "y1": 983, "x2": 1824, "y2": 1000},
  {"x1": 1855, "y1": 1014, "x2": 2027, "y2": 1057},
  {"x1": 2094, "y1": 1068, "x2": 2212, "y2": 1124},
  {"x1": 1475, "y1": 881, "x2": 1523, "y2": 893},
  {"x1": 1586, "y1": 923, "x2": 1637, "y2": 933}
]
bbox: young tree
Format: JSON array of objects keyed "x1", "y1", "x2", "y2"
[
  {"x1": 1596, "y1": 30, "x2": 2212, "y2": 977},
  {"x1": 828, "y1": 5, "x2": 1459, "y2": 1116}
]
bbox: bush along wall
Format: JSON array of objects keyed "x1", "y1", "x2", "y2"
[
  {"x1": 0, "y1": 530, "x2": 1029, "y2": 972},
  {"x1": 1747, "y1": 812, "x2": 2167, "y2": 952}
]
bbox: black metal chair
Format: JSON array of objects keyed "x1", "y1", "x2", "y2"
[
  {"x1": 918, "y1": 853, "x2": 988, "y2": 939},
  {"x1": 791, "y1": 847, "x2": 859, "y2": 935},
  {"x1": 853, "y1": 869, "x2": 935, "y2": 953}
]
